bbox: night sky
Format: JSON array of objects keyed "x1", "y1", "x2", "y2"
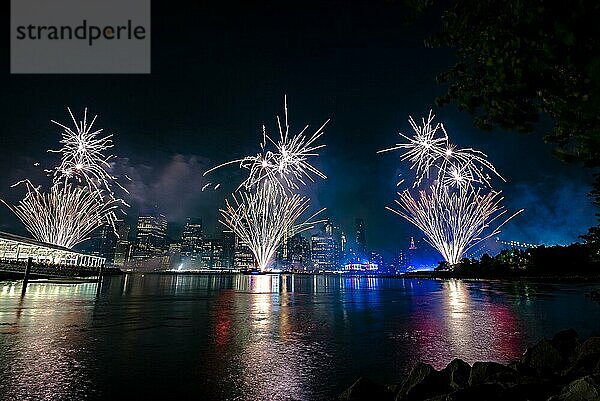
[{"x1": 0, "y1": 1, "x2": 596, "y2": 257}]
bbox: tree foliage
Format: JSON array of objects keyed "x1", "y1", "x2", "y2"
[{"x1": 422, "y1": 0, "x2": 600, "y2": 236}]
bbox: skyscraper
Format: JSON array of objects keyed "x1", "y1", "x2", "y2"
[
  {"x1": 134, "y1": 214, "x2": 168, "y2": 258},
  {"x1": 311, "y1": 220, "x2": 343, "y2": 271},
  {"x1": 199, "y1": 231, "x2": 235, "y2": 270},
  {"x1": 288, "y1": 233, "x2": 311, "y2": 270},
  {"x1": 355, "y1": 218, "x2": 366, "y2": 258},
  {"x1": 180, "y1": 217, "x2": 203, "y2": 267},
  {"x1": 113, "y1": 220, "x2": 131, "y2": 267},
  {"x1": 234, "y1": 240, "x2": 255, "y2": 270},
  {"x1": 407, "y1": 236, "x2": 418, "y2": 269}
]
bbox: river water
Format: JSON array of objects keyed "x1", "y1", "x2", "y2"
[{"x1": 0, "y1": 274, "x2": 599, "y2": 400}]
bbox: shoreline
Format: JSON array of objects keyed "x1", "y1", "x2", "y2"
[
  {"x1": 3, "y1": 269, "x2": 600, "y2": 284},
  {"x1": 337, "y1": 330, "x2": 600, "y2": 401}
]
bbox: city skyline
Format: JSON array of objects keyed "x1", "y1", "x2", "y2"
[{"x1": 74, "y1": 208, "x2": 518, "y2": 272}]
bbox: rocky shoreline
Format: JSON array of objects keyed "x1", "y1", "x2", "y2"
[{"x1": 337, "y1": 329, "x2": 600, "y2": 401}]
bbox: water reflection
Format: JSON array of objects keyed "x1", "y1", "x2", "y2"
[
  {"x1": 1, "y1": 275, "x2": 599, "y2": 401},
  {"x1": 0, "y1": 282, "x2": 98, "y2": 400}
]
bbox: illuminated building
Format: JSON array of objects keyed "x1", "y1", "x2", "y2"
[
  {"x1": 0, "y1": 231, "x2": 105, "y2": 268},
  {"x1": 370, "y1": 251, "x2": 384, "y2": 270},
  {"x1": 180, "y1": 217, "x2": 204, "y2": 267},
  {"x1": 343, "y1": 261, "x2": 379, "y2": 272},
  {"x1": 406, "y1": 236, "x2": 418, "y2": 268},
  {"x1": 311, "y1": 221, "x2": 343, "y2": 271},
  {"x1": 200, "y1": 232, "x2": 235, "y2": 270},
  {"x1": 134, "y1": 214, "x2": 168, "y2": 258},
  {"x1": 234, "y1": 241, "x2": 255, "y2": 269},
  {"x1": 288, "y1": 233, "x2": 311, "y2": 270},
  {"x1": 495, "y1": 237, "x2": 539, "y2": 250},
  {"x1": 169, "y1": 242, "x2": 182, "y2": 269},
  {"x1": 113, "y1": 220, "x2": 131, "y2": 268}
]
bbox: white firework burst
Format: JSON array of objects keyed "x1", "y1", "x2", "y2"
[
  {"x1": 388, "y1": 185, "x2": 521, "y2": 265},
  {"x1": 2, "y1": 180, "x2": 123, "y2": 249},
  {"x1": 382, "y1": 111, "x2": 522, "y2": 265},
  {"x1": 378, "y1": 110, "x2": 504, "y2": 188},
  {"x1": 3, "y1": 108, "x2": 129, "y2": 250},
  {"x1": 49, "y1": 107, "x2": 128, "y2": 195},
  {"x1": 204, "y1": 96, "x2": 328, "y2": 191},
  {"x1": 219, "y1": 182, "x2": 325, "y2": 271}
]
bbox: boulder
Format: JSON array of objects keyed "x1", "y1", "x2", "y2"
[
  {"x1": 552, "y1": 329, "x2": 581, "y2": 361},
  {"x1": 443, "y1": 383, "x2": 505, "y2": 401},
  {"x1": 338, "y1": 377, "x2": 395, "y2": 401},
  {"x1": 469, "y1": 361, "x2": 519, "y2": 387},
  {"x1": 521, "y1": 338, "x2": 564, "y2": 374},
  {"x1": 507, "y1": 361, "x2": 537, "y2": 378},
  {"x1": 500, "y1": 382, "x2": 555, "y2": 401},
  {"x1": 396, "y1": 362, "x2": 450, "y2": 400},
  {"x1": 440, "y1": 359, "x2": 471, "y2": 391},
  {"x1": 566, "y1": 337, "x2": 600, "y2": 377},
  {"x1": 553, "y1": 375, "x2": 600, "y2": 401}
]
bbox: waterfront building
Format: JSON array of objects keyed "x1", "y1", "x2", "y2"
[
  {"x1": 234, "y1": 241, "x2": 255, "y2": 269},
  {"x1": 0, "y1": 231, "x2": 105, "y2": 268}
]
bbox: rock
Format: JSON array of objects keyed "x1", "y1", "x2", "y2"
[
  {"x1": 444, "y1": 383, "x2": 505, "y2": 401},
  {"x1": 500, "y1": 382, "x2": 555, "y2": 401},
  {"x1": 441, "y1": 359, "x2": 471, "y2": 390},
  {"x1": 521, "y1": 338, "x2": 564, "y2": 374},
  {"x1": 469, "y1": 361, "x2": 519, "y2": 387},
  {"x1": 508, "y1": 361, "x2": 538, "y2": 378},
  {"x1": 552, "y1": 329, "x2": 581, "y2": 361},
  {"x1": 566, "y1": 337, "x2": 600, "y2": 377},
  {"x1": 397, "y1": 362, "x2": 450, "y2": 400},
  {"x1": 553, "y1": 375, "x2": 600, "y2": 401},
  {"x1": 338, "y1": 377, "x2": 394, "y2": 401}
]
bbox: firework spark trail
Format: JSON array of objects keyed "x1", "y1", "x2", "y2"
[
  {"x1": 382, "y1": 111, "x2": 522, "y2": 265},
  {"x1": 204, "y1": 96, "x2": 328, "y2": 191},
  {"x1": 2, "y1": 180, "x2": 123, "y2": 249},
  {"x1": 3, "y1": 108, "x2": 129, "y2": 249},
  {"x1": 49, "y1": 107, "x2": 129, "y2": 196},
  {"x1": 219, "y1": 182, "x2": 325, "y2": 271},
  {"x1": 388, "y1": 186, "x2": 521, "y2": 265},
  {"x1": 378, "y1": 110, "x2": 504, "y2": 189}
]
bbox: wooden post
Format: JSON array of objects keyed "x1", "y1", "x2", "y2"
[
  {"x1": 96, "y1": 263, "x2": 105, "y2": 296},
  {"x1": 21, "y1": 257, "x2": 33, "y2": 296},
  {"x1": 97, "y1": 263, "x2": 105, "y2": 283}
]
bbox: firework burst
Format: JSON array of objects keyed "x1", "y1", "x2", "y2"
[
  {"x1": 49, "y1": 107, "x2": 128, "y2": 195},
  {"x1": 220, "y1": 182, "x2": 325, "y2": 271},
  {"x1": 2, "y1": 180, "x2": 123, "y2": 249},
  {"x1": 204, "y1": 96, "x2": 328, "y2": 191},
  {"x1": 388, "y1": 185, "x2": 520, "y2": 265},
  {"x1": 382, "y1": 111, "x2": 522, "y2": 266},
  {"x1": 378, "y1": 110, "x2": 504, "y2": 188},
  {"x1": 3, "y1": 108, "x2": 129, "y2": 249}
]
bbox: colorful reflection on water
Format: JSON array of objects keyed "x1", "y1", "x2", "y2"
[{"x1": 0, "y1": 275, "x2": 599, "y2": 400}]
